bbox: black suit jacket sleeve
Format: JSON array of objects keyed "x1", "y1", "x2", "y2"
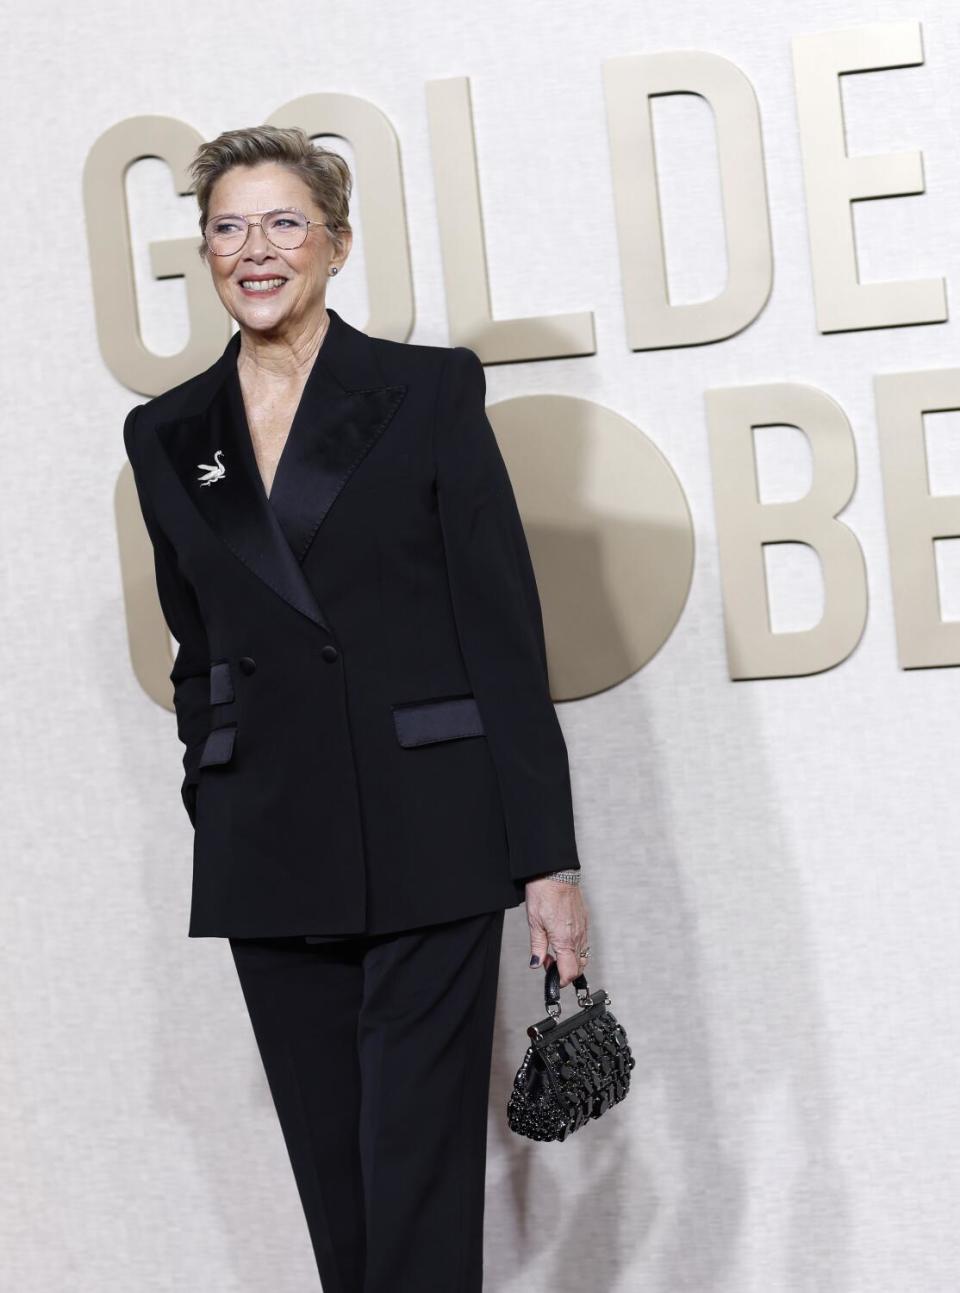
[
  {"x1": 124, "y1": 404, "x2": 211, "y2": 826},
  {"x1": 434, "y1": 346, "x2": 581, "y2": 882}
]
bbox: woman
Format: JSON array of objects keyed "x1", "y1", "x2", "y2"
[{"x1": 123, "y1": 125, "x2": 590, "y2": 1291}]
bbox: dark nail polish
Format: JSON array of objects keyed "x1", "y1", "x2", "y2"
[{"x1": 529, "y1": 954, "x2": 540, "y2": 967}]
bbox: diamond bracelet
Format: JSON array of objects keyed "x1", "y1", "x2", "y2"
[{"x1": 545, "y1": 869, "x2": 582, "y2": 885}]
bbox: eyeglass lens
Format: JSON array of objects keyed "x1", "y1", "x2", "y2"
[{"x1": 205, "y1": 210, "x2": 309, "y2": 254}]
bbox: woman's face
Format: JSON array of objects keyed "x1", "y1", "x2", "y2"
[{"x1": 204, "y1": 161, "x2": 351, "y2": 337}]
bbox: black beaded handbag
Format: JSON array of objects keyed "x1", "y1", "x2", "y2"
[{"x1": 507, "y1": 962, "x2": 635, "y2": 1142}]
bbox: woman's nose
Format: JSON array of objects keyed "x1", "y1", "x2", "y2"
[{"x1": 245, "y1": 222, "x2": 272, "y2": 253}]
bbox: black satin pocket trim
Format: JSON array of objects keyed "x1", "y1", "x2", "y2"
[
  {"x1": 209, "y1": 660, "x2": 234, "y2": 705},
  {"x1": 199, "y1": 724, "x2": 237, "y2": 767},
  {"x1": 392, "y1": 696, "x2": 485, "y2": 748}
]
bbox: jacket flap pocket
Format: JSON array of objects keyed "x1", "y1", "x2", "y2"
[
  {"x1": 209, "y1": 660, "x2": 235, "y2": 705},
  {"x1": 392, "y1": 696, "x2": 485, "y2": 748},
  {"x1": 199, "y1": 724, "x2": 236, "y2": 767}
]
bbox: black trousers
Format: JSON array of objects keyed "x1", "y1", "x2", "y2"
[{"x1": 229, "y1": 908, "x2": 506, "y2": 1292}]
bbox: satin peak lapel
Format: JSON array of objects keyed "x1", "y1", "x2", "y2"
[
  {"x1": 153, "y1": 309, "x2": 407, "y2": 631},
  {"x1": 260, "y1": 319, "x2": 408, "y2": 565}
]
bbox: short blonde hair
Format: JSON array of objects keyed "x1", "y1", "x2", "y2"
[{"x1": 189, "y1": 125, "x2": 352, "y2": 261}]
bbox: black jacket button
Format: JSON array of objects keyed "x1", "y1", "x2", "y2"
[
  {"x1": 321, "y1": 644, "x2": 339, "y2": 663},
  {"x1": 238, "y1": 656, "x2": 257, "y2": 675}
]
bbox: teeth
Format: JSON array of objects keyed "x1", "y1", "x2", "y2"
[{"x1": 241, "y1": 278, "x2": 286, "y2": 291}]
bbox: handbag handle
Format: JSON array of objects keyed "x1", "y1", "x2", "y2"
[{"x1": 544, "y1": 960, "x2": 593, "y2": 1017}]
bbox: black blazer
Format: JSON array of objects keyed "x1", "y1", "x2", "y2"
[{"x1": 123, "y1": 307, "x2": 581, "y2": 938}]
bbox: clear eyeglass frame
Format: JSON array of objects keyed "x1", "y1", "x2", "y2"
[{"x1": 203, "y1": 207, "x2": 330, "y2": 256}]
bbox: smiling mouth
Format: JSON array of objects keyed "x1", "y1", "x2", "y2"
[{"x1": 239, "y1": 277, "x2": 288, "y2": 293}]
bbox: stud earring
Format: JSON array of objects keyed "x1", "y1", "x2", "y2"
[{"x1": 329, "y1": 266, "x2": 339, "y2": 276}]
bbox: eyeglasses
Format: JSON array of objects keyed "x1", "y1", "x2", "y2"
[{"x1": 203, "y1": 207, "x2": 330, "y2": 256}]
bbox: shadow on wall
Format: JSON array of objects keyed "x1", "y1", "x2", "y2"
[{"x1": 486, "y1": 517, "x2": 851, "y2": 1293}]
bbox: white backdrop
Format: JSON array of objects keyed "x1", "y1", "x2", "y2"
[{"x1": 4, "y1": 1, "x2": 960, "y2": 1289}]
